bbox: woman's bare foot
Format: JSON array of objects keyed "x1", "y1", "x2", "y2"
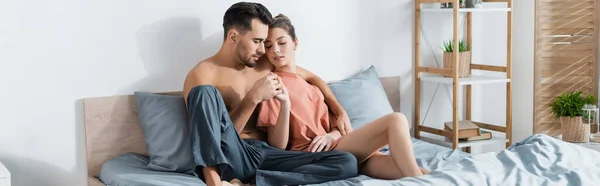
[
  {"x1": 221, "y1": 180, "x2": 234, "y2": 186},
  {"x1": 221, "y1": 179, "x2": 240, "y2": 186},
  {"x1": 420, "y1": 167, "x2": 431, "y2": 175},
  {"x1": 229, "y1": 179, "x2": 255, "y2": 186}
]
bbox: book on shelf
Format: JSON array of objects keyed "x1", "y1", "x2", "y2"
[
  {"x1": 443, "y1": 120, "x2": 480, "y2": 138},
  {"x1": 459, "y1": 130, "x2": 492, "y2": 142}
]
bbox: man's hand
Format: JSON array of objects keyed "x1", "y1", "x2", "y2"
[
  {"x1": 335, "y1": 112, "x2": 353, "y2": 136},
  {"x1": 249, "y1": 72, "x2": 283, "y2": 103},
  {"x1": 308, "y1": 133, "x2": 339, "y2": 152}
]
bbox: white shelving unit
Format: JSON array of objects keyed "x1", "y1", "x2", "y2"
[
  {"x1": 421, "y1": 7, "x2": 511, "y2": 13},
  {"x1": 420, "y1": 133, "x2": 509, "y2": 148},
  {"x1": 420, "y1": 75, "x2": 510, "y2": 85},
  {"x1": 414, "y1": 0, "x2": 513, "y2": 152}
]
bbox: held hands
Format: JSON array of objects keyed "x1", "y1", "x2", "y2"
[
  {"x1": 308, "y1": 133, "x2": 338, "y2": 152},
  {"x1": 273, "y1": 77, "x2": 289, "y2": 103},
  {"x1": 251, "y1": 72, "x2": 285, "y2": 103}
]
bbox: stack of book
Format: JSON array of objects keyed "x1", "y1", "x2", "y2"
[{"x1": 444, "y1": 120, "x2": 492, "y2": 142}]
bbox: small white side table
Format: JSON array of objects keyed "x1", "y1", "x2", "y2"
[{"x1": 0, "y1": 161, "x2": 10, "y2": 186}]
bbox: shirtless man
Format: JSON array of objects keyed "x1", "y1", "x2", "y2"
[{"x1": 183, "y1": 2, "x2": 357, "y2": 186}]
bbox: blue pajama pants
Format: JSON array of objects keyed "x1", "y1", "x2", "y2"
[{"x1": 187, "y1": 85, "x2": 358, "y2": 186}]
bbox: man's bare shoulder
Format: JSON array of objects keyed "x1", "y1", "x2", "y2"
[
  {"x1": 183, "y1": 60, "x2": 219, "y2": 100},
  {"x1": 187, "y1": 61, "x2": 217, "y2": 83},
  {"x1": 255, "y1": 57, "x2": 274, "y2": 73}
]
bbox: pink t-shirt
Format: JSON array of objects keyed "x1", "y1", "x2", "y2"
[{"x1": 257, "y1": 71, "x2": 341, "y2": 152}]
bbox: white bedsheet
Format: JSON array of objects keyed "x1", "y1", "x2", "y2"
[{"x1": 312, "y1": 134, "x2": 600, "y2": 186}]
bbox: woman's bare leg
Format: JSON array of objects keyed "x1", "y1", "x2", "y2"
[
  {"x1": 359, "y1": 152, "x2": 404, "y2": 179},
  {"x1": 333, "y1": 112, "x2": 424, "y2": 178}
]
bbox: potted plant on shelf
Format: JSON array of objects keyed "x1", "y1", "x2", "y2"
[
  {"x1": 549, "y1": 91, "x2": 598, "y2": 143},
  {"x1": 442, "y1": 0, "x2": 465, "y2": 8},
  {"x1": 466, "y1": 0, "x2": 482, "y2": 8},
  {"x1": 441, "y1": 38, "x2": 471, "y2": 78}
]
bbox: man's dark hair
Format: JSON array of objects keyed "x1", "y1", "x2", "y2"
[{"x1": 223, "y1": 2, "x2": 273, "y2": 39}]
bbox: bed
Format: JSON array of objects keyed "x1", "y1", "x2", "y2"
[{"x1": 84, "y1": 75, "x2": 600, "y2": 186}]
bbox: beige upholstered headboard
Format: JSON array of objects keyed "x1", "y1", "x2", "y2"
[{"x1": 83, "y1": 76, "x2": 400, "y2": 185}]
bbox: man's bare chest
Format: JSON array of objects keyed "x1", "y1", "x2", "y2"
[{"x1": 215, "y1": 74, "x2": 264, "y2": 111}]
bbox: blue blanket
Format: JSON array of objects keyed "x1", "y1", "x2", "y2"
[{"x1": 311, "y1": 134, "x2": 600, "y2": 186}]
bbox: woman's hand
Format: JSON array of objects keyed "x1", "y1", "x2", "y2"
[
  {"x1": 335, "y1": 112, "x2": 353, "y2": 135},
  {"x1": 265, "y1": 76, "x2": 292, "y2": 150},
  {"x1": 308, "y1": 133, "x2": 339, "y2": 152},
  {"x1": 273, "y1": 76, "x2": 289, "y2": 103}
]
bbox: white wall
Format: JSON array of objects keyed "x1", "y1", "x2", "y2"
[{"x1": 0, "y1": 0, "x2": 535, "y2": 185}]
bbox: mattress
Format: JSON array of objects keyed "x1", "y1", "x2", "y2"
[{"x1": 98, "y1": 137, "x2": 463, "y2": 186}]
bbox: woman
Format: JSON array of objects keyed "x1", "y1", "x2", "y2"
[{"x1": 256, "y1": 14, "x2": 429, "y2": 180}]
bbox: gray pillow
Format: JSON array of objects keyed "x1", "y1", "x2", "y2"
[
  {"x1": 327, "y1": 66, "x2": 394, "y2": 130},
  {"x1": 134, "y1": 92, "x2": 194, "y2": 173}
]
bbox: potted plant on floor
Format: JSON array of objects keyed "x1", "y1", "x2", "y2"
[
  {"x1": 549, "y1": 91, "x2": 598, "y2": 143},
  {"x1": 441, "y1": 38, "x2": 471, "y2": 78}
]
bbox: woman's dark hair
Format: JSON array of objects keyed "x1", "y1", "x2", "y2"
[
  {"x1": 270, "y1": 14, "x2": 297, "y2": 40},
  {"x1": 222, "y1": 2, "x2": 273, "y2": 39}
]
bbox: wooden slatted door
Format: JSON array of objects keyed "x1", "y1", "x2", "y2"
[{"x1": 534, "y1": 0, "x2": 598, "y2": 136}]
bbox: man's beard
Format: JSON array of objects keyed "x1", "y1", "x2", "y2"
[
  {"x1": 236, "y1": 47, "x2": 257, "y2": 68},
  {"x1": 243, "y1": 57, "x2": 256, "y2": 67}
]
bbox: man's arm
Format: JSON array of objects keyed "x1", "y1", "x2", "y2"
[
  {"x1": 228, "y1": 72, "x2": 282, "y2": 133},
  {"x1": 228, "y1": 93, "x2": 261, "y2": 133},
  {"x1": 297, "y1": 66, "x2": 353, "y2": 135}
]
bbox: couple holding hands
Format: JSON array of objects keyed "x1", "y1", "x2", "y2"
[{"x1": 182, "y1": 2, "x2": 428, "y2": 186}]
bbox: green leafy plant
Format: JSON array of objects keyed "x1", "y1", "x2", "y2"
[
  {"x1": 442, "y1": 39, "x2": 470, "y2": 53},
  {"x1": 443, "y1": 0, "x2": 464, "y2": 8},
  {"x1": 549, "y1": 91, "x2": 598, "y2": 118}
]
